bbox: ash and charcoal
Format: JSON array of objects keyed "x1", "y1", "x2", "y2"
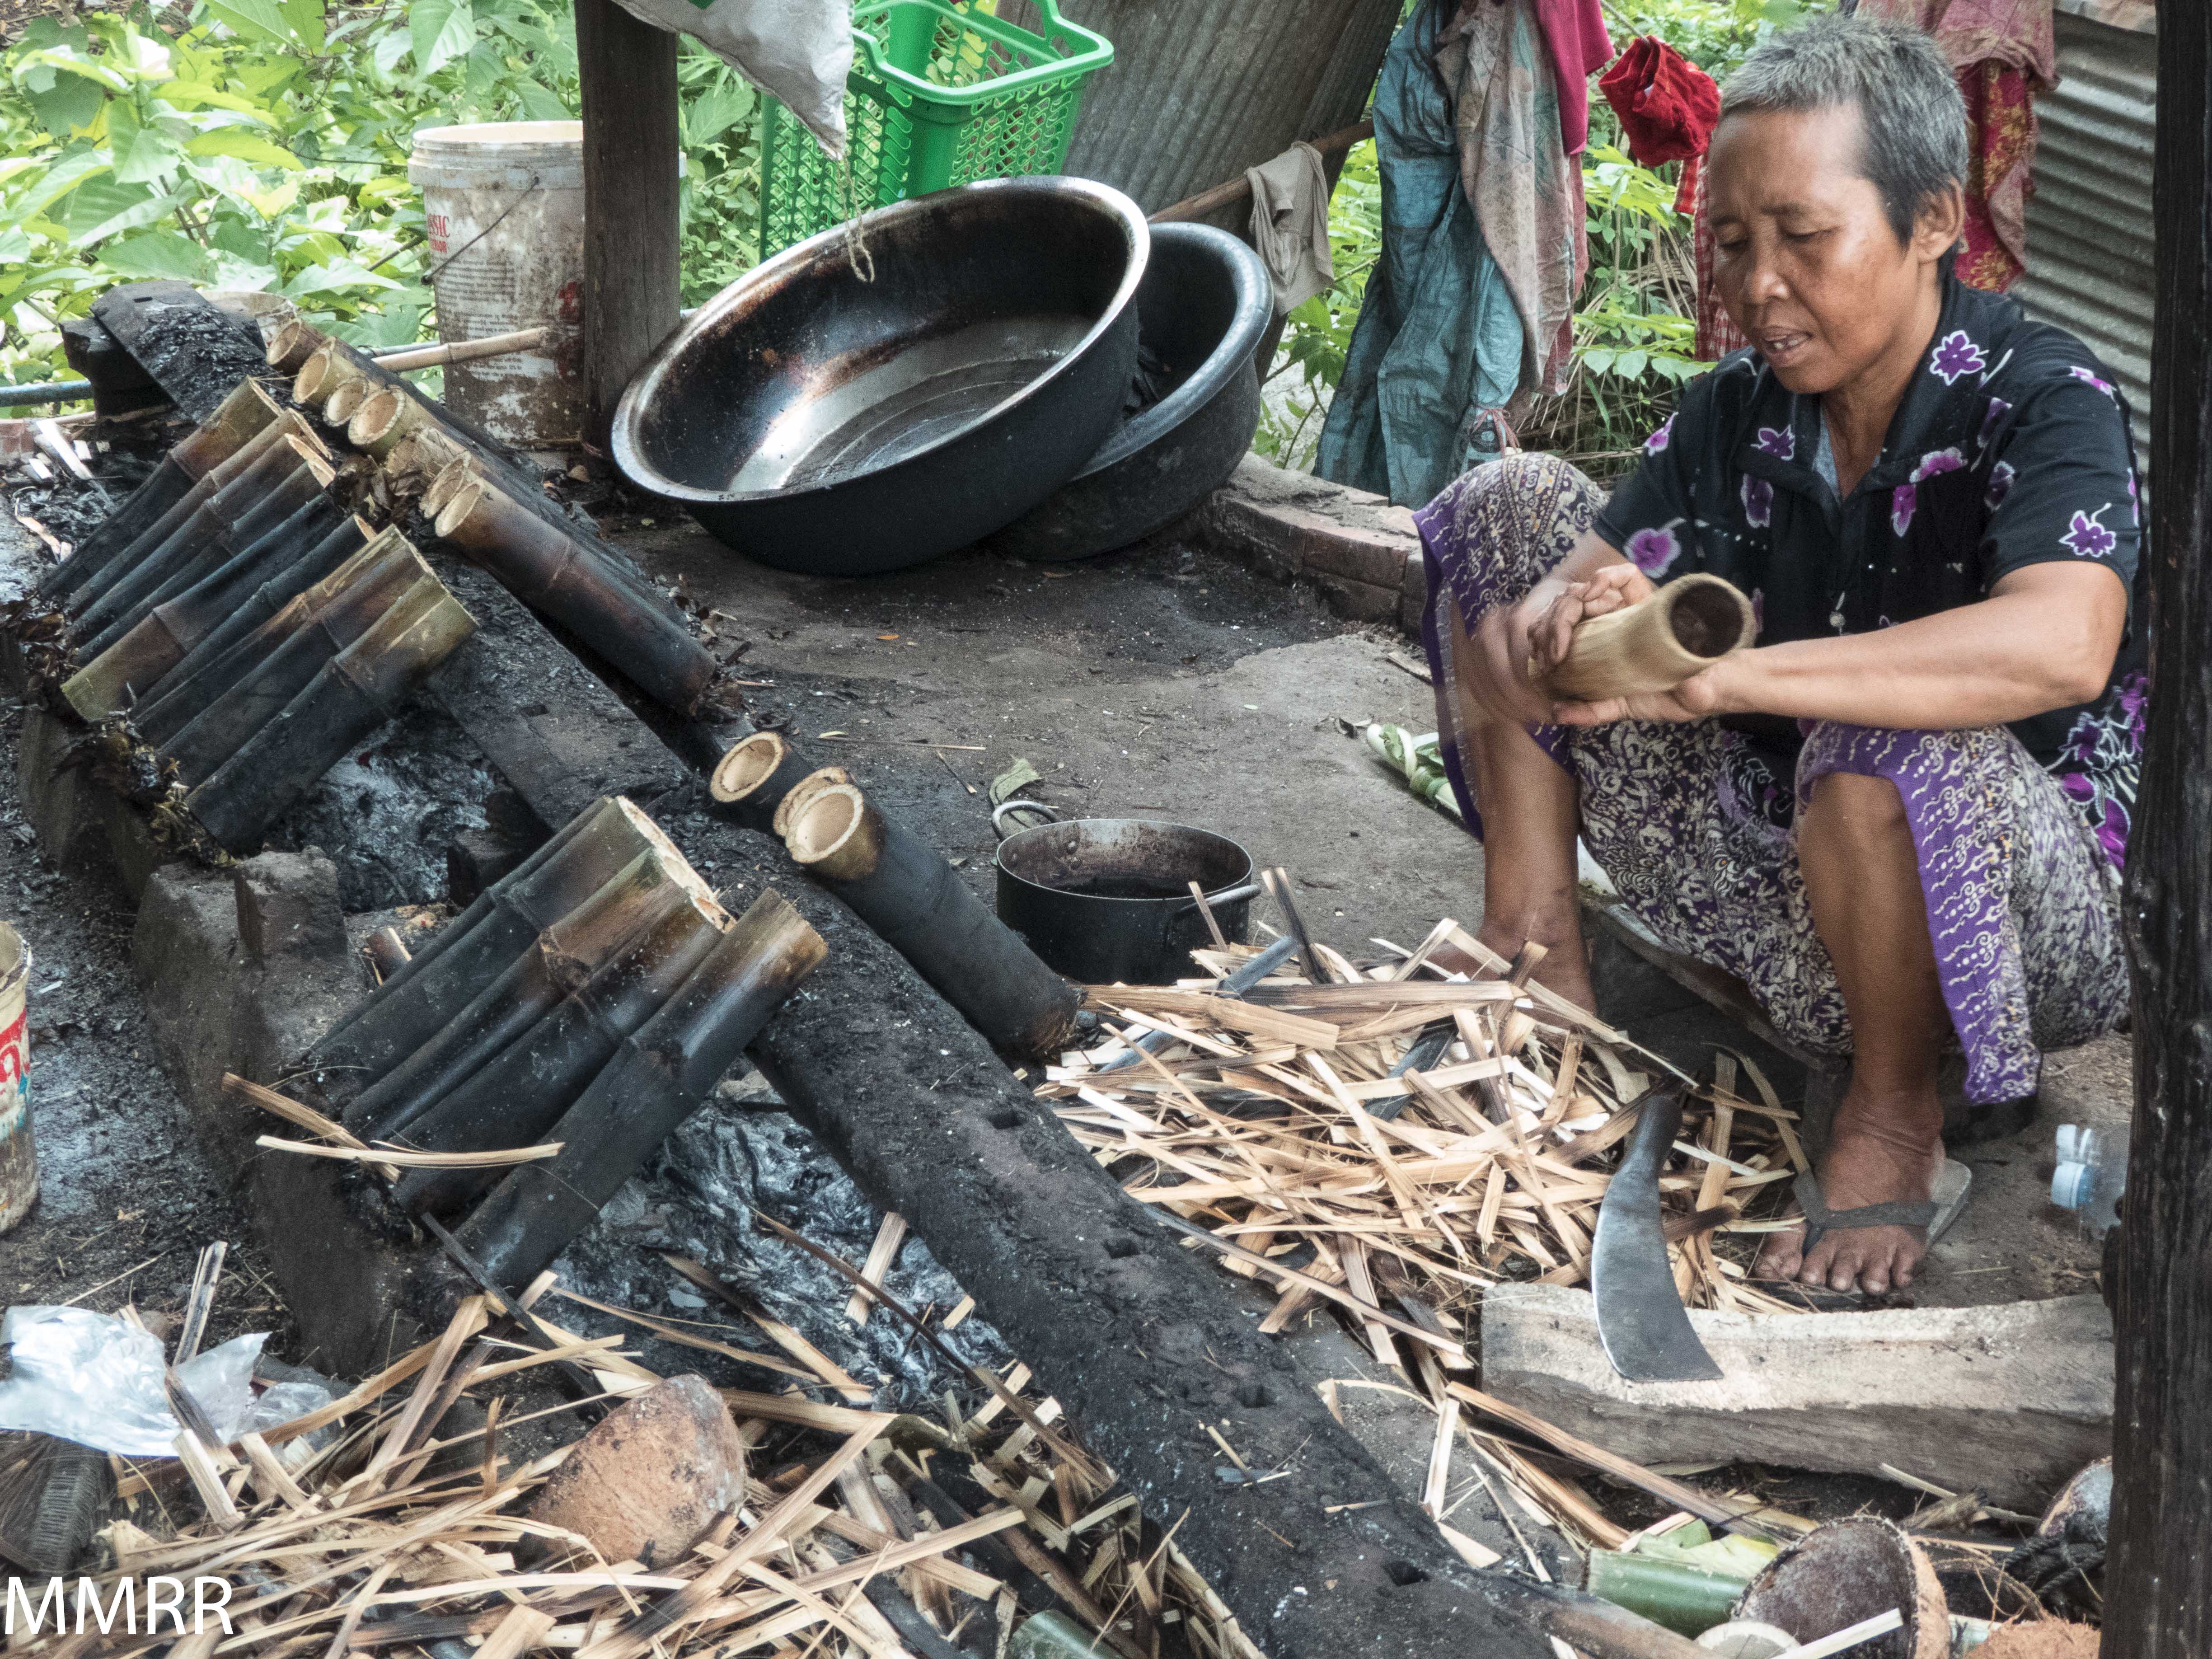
[
  {"x1": 550, "y1": 1086, "x2": 1014, "y2": 1408},
  {"x1": 264, "y1": 701, "x2": 500, "y2": 910}
]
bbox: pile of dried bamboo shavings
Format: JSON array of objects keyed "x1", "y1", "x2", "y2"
[
  {"x1": 45, "y1": 1272, "x2": 1256, "y2": 1659},
  {"x1": 1040, "y1": 919, "x2": 1814, "y2": 1343}
]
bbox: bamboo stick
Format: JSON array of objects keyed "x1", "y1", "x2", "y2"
[
  {"x1": 61, "y1": 501, "x2": 362, "y2": 719},
  {"x1": 433, "y1": 476, "x2": 718, "y2": 713},
  {"x1": 184, "y1": 575, "x2": 477, "y2": 851},
  {"x1": 346, "y1": 848, "x2": 683, "y2": 1141},
  {"x1": 312, "y1": 798, "x2": 660, "y2": 1085},
  {"x1": 162, "y1": 540, "x2": 430, "y2": 786},
  {"x1": 264, "y1": 318, "x2": 323, "y2": 374},
  {"x1": 782, "y1": 780, "x2": 1082, "y2": 1055},
  {"x1": 460, "y1": 889, "x2": 828, "y2": 1289},
  {"x1": 131, "y1": 518, "x2": 386, "y2": 740},
  {"x1": 1538, "y1": 574, "x2": 1757, "y2": 703},
  {"x1": 349, "y1": 386, "x2": 430, "y2": 460},
  {"x1": 389, "y1": 881, "x2": 727, "y2": 1215},
  {"x1": 374, "y1": 326, "x2": 547, "y2": 373}
]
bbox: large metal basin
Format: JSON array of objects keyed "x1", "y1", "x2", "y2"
[
  {"x1": 611, "y1": 177, "x2": 1148, "y2": 577},
  {"x1": 990, "y1": 223, "x2": 1270, "y2": 562}
]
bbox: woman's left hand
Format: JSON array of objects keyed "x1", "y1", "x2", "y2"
[{"x1": 1551, "y1": 661, "x2": 1734, "y2": 727}]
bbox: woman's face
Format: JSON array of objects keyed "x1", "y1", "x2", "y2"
[{"x1": 1706, "y1": 104, "x2": 1960, "y2": 396}]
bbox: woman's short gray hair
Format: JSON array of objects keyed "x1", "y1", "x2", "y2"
[{"x1": 1721, "y1": 14, "x2": 1968, "y2": 246}]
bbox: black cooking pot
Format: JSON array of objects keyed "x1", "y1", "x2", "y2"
[
  {"x1": 610, "y1": 177, "x2": 1148, "y2": 578},
  {"x1": 994, "y1": 803, "x2": 1258, "y2": 985},
  {"x1": 989, "y1": 223, "x2": 1270, "y2": 563}
]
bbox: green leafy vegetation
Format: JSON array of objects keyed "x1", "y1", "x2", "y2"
[{"x1": 1258, "y1": 0, "x2": 1814, "y2": 478}]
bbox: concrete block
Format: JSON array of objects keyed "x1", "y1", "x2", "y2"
[
  {"x1": 234, "y1": 850, "x2": 347, "y2": 964},
  {"x1": 1195, "y1": 454, "x2": 1424, "y2": 626},
  {"x1": 1480, "y1": 1283, "x2": 2112, "y2": 1511},
  {"x1": 529, "y1": 1374, "x2": 748, "y2": 1569}
]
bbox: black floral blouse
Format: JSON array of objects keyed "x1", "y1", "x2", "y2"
[{"x1": 1594, "y1": 273, "x2": 2146, "y2": 866}]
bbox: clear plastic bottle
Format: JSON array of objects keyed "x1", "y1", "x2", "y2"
[{"x1": 2051, "y1": 1123, "x2": 2129, "y2": 1235}]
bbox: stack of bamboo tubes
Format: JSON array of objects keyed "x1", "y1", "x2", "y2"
[
  {"x1": 1039, "y1": 919, "x2": 1814, "y2": 1340},
  {"x1": 269, "y1": 797, "x2": 825, "y2": 1293},
  {"x1": 74, "y1": 1258, "x2": 1263, "y2": 1659}
]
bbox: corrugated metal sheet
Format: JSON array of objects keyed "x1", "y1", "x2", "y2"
[{"x1": 2012, "y1": 11, "x2": 2156, "y2": 443}]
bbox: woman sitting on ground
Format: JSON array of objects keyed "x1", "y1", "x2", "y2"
[{"x1": 1424, "y1": 14, "x2": 2142, "y2": 1295}]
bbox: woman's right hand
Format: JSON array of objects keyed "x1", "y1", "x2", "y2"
[{"x1": 1465, "y1": 584, "x2": 1567, "y2": 727}]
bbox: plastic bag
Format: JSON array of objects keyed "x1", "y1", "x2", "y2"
[
  {"x1": 0, "y1": 1306, "x2": 269, "y2": 1457},
  {"x1": 606, "y1": 0, "x2": 853, "y2": 155}
]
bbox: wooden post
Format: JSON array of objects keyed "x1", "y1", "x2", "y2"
[
  {"x1": 574, "y1": 0, "x2": 681, "y2": 446},
  {"x1": 2106, "y1": 5, "x2": 2212, "y2": 1656}
]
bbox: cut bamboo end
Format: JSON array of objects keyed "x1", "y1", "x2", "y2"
[
  {"x1": 783, "y1": 783, "x2": 885, "y2": 882},
  {"x1": 172, "y1": 380, "x2": 283, "y2": 479},
  {"x1": 771, "y1": 767, "x2": 852, "y2": 842},
  {"x1": 1538, "y1": 572, "x2": 1757, "y2": 703},
  {"x1": 351, "y1": 386, "x2": 427, "y2": 459},
  {"x1": 265, "y1": 319, "x2": 326, "y2": 374},
  {"x1": 712, "y1": 731, "x2": 791, "y2": 804},
  {"x1": 612, "y1": 796, "x2": 730, "y2": 927},
  {"x1": 421, "y1": 458, "x2": 479, "y2": 521},
  {"x1": 292, "y1": 342, "x2": 341, "y2": 405},
  {"x1": 323, "y1": 377, "x2": 369, "y2": 429},
  {"x1": 432, "y1": 477, "x2": 490, "y2": 543}
]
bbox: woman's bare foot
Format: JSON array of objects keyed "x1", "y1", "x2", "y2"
[{"x1": 1756, "y1": 1079, "x2": 1947, "y2": 1293}]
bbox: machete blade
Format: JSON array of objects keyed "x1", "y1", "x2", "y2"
[{"x1": 1589, "y1": 1082, "x2": 1725, "y2": 1382}]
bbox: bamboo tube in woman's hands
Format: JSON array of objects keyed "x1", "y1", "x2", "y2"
[{"x1": 1534, "y1": 572, "x2": 1756, "y2": 703}]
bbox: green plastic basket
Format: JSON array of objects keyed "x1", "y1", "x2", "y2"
[{"x1": 758, "y1": 0, "x2": 1114, "y2": 261}]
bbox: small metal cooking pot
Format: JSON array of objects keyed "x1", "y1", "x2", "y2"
[{"x1": 994, "y1": 803, "x2": 1258, "y2": 985}]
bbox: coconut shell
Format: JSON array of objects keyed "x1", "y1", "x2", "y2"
[
  {"x1": 1734, "y1": 1518, "x2": 1949, "y2": 1659},
  {"x1": 1973, "y1": 1622, "x2": 2100, "y2": 1659}
]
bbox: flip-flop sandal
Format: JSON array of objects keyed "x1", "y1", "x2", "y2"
[{"x1": 1791, "y1": 1159, "x2": 1973, "y2": 1259}]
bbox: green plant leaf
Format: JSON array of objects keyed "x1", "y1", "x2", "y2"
[
  {"x1": 412, "y1": 0, "x2": 477, "y2": 78},
  {"x1": 1615, "y1": 349, "x2": 1649, "y2": 380},
  {"x1": 278, "y1": 0, "x2": 326, "y2": 52},
  {"x1": 16, "y1": 148, "x2": 112, "y2": 218},
  {"x1": 23, "y1": 75, "x2": 103, "y2": 138},
  {"x1": 100, "y1": 229, "x2": 214, "y2": 282},
  {"x1": 185, "y1": 128, "x2": 304, "y2": 169}
]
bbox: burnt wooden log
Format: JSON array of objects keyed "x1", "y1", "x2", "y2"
[
  {"x1": 783, "y1": 778, "x2": 1081, "y2": 1054},
  {"x1": 38, "y1": 380, "x2": 279, "y2": 599},
  {"x1": 459, "y1": 888, "x2": 827, "y2": 1289},
  {"x1": 388, "y1": 879, "x2": 725, "y2": 1214},
  {"x1": 161, "y1": 542, "x2": 429, "y2": 785},
  {"x1": 60, "y1": 502, "x2": 361, "y2": 719},
  {"x1": 89, "y1": 280, "x2": 270, "y2": 421},
  {"x1": 346, "y1": 848, "x2": 690, "y2": 1140},
  {"x1": 416, "y1": 564, "x2": 1703, "y2": 1659},
  {"x1": 2107, "y1": 3, "x2": 2212, "y2": 1655},
  {"x1": 180, "y1": 577, "x2": 475, "y2": 851},
  {"x1": 132, "y1": 526, "x2": 396, "y2": 745},
  {"x1": 433, "y1": 476, "x2": 718, "y2": 714},
  {"x1": 314, "y1": 797, "x2": 662, "y2": 1088}
]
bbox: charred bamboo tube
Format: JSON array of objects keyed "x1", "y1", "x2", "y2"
[
  {"x1": 771, "y1": 765, "x2": 851, "y2": 841},
  {"x1": 364, "y1": 925, "x2": 412, "y2": 984},
  {"x1": 264, "y1": 319, "x2": 324, "y2": 375},
  {"x1": 348, "y1": 386, "x2": 429, "y2": 460},
  {"x1": 783, "y1": 781, "x2": 1082, "y2": 1054},
  {"x1": 321, "y1": 377, "x2": 369, "y2": 430},
  {"x1": 1536, "y1": 574, "x2": 1757, "y2": 703},
  {"x1": 709, "y1": 731, "x2": 816, "y2": 832},
  {"x1": 61, "y1": 407, "x2": 306, "y2": 615},
  {"x1": 75, "y1": 445, "x2": 333, "y2": 659},
  {"x1": 70, "y1": 433, "x2": 315, "y2": 636},
  {"x1": 183, "y1": 577, "x2": 477, "y2": 851},
  {"x1": 163, "y1": 546, "x2": 432, "y2": 787},
  {"x1": 312, "y1": 797, "x2": 661, "y2": 1083},
  {"x1": 62, "y1": 497, "x2": 354, "y2": 719},
  {"x1": 420, "y1": 458, "x2": 482, "y2": 522},
  {"x1": 132, "y1": 523, "x2": 389, "y2": 742},
  {"x1": 434, "y1": 478, "x2": 717, "y2": 712},
  {"x1": 383, "y1": 426, "x2": 469, "y2": 490},
  {"x1": 344, "y1": 848, "x2": 680, "y2": 1140},
  {"x1": 37, "y1": 380, "x2": 279, "y2": 599},
  {"x1": 459, "y1": 889, "x2": 827, "y2": 1289},
  {"x1": 388, "y1": 881, "x2": 727, "y2": 1215}
]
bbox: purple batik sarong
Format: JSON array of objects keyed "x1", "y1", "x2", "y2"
[{"x1": 1415, "y1": 454, "x2": 2134, "y2": 1104}]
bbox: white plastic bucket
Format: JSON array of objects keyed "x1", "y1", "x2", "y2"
[
  {"x1": 0, "y1": 922, "x2": 40, "y2": 1234},
  {"x1": 409, "y1": 121, "x2": 586, "y2": 448}
]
